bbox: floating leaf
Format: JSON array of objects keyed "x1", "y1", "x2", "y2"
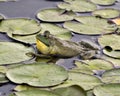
[
  {"x1": 37, "y1": 8, "x2": 75, "y2": 22},
  {"x1": 101, "y1": 68, "x2": 120, "y2": 83},
  {"x1": 57, "y1": 0, "x2": 97, "y2": 12},
  {"x1": 15, "y1": 89, "x2": 59, "y2": 96},
  {"x1": 90, "y1": 0, "x2": 116, "y2": 5},
  {"x1": 98, "y1": 34, "x2": 120, "y2": 49},
  {"x1": 0, "y1": 18, "x2": 41, "y2": 36},
  {"x1": 0, "y1": 0, "x2": 16, "y2": 2},
  {"x1": 0, "y1": 42, "x2": 34, "y2": 65},
  {"x1": 53, "y1": 85, "x2": 86, "y2": 96},
  {"x1": 63, "y1": 21, "x2": 116, "y2": 35},
  {"x1": 0, "y1": 14, "x2": 4, "y2": 20},
  {"x1": 72, "y1": 60, "x2": 113, "y2": 75},
  {"x1": 40, "y1": 23, "x2": 72, "y2": 40},
  {"x1": 0, "y1": 73, "x2": 9, "y2": 83},
  {"x1": 92, "y1": 8, "x2": 120, "y2": 19},
  {"x1": 103, "y1": 49, "x2": 120, "y2": 59},
  {"x1": 0, "y1": 66, "x2": 7, "y2": 73},
  {"x1": 53, "y1": 72, "x2": 102, "y2": 90},
  {"x1": 6, "y1": 63, "x2": 68, "y2": 87},
  {"x1": 93, "y1": 84, "x2": 120, "y2": 96}
]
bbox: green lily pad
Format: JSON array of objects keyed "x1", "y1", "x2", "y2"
[
  {"x1": 0, "y1": 73, "x2": 9, "y2": 83},
  {"x1": 98, "y1": 34, "x2": 120, "y2": 49},
  {"x1": 90, "y1": 0, "x2": 116, "y2": 5},
  {"x1": 57, "y1": 0, "x2": 97, "y2": 12},
  {"x1": 6, "y1": 63, "x2": 68, "y2": 87},
  {"x1": 0, "y1": 0, "x2": 16, "y2": 2},
  {"x1": 0, "y1": 14, "x2": 4, "y2": 20},
  {"x1": 52, "y1": 72, "x2": 102, "y2": 90},
  {"x1": 9, "y1": 33, "x2": 39, "y2": 44},
  {"x1": 36, "y1": 8, "x2": 75, "y2": 22},
  {"x1": 0, "y1": 18, "x2": 41, "y2": 36},
  {"x1": 92, "y1": 8, "x2": 120, "y2": 19},
  {"x1": 102, "y1": 68, "x2": 120, "y2": 83},
  {"x1": 93, "y1": 84, "x2": 120, "y2": 96},
  {"x1": 53, "y1": 85, "x2": 86, "y2": 96},
  {"x1": 15, "y1": 89, "x2": 59, "y2": 96},
  {"x1": 71, "y1": 60, "x2": 113, "y2": 75},
  {"x1": 103, "y1": 49, "x2": 120, "y2": 59},
  {"x1": 40, "y1": 23, "x2": 72, "y2": 40},
  {"x1": 0, "y1": 42, "x2": 34, "y2": 65},
  {"x1": 63, "y1": 21, "x2": 116, "y2": 35}
]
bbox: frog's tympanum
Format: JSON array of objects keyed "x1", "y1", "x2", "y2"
[{"x1": 36, "y1": 31, "x2": 100, "y2": 59}]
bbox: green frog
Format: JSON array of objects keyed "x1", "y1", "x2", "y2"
[{"x1": 35, "y1": 31, "x2": 100, "y2": 60}]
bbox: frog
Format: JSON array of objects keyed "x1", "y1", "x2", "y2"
[{"x1": 34, "y1": 31, "x2": 100, "y2": 60}]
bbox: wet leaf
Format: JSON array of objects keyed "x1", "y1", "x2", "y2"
[
  {"x1": 53, "y1": 72, "x2": 102, "y2": 90},
  {"x1": 90, "y1": 0, "x2": 116, "y2": 5},
  {"x1": 40, "y1": 23, "x2": 72, "y2": 40},
  {"x1": 72, "y1": 60, "x2": 113, "y2": 75},
  {"x1": 102, "y1": 68, "x2": 120, "y2": 83},
  {"x1": 0, "y1": 18, "x2": 41, "y2": 36},
  {"x1": 53, "y1": 85, "x2": 86, "y2": 96},
  {"x1": 57, "y1": 0, "x2": 97, "y2": 12},
  {"x1": 63, "y1": 21, "x2": 116, "y2": 35},
  {"x1": 92, "y1": 8, "x2": 120, "y2": 19},
  {"x1": 37, "y1": 8, "x2": 75, "y2": 22},
  {"x1": 0, "y1": 73, "x2": 9, "y2": 83},
  {"x1": 15, "y1": 89, "x2": 60, "y2": 96},
  {"x1": 6, "y1": 63, "x2": 68, "y2": 87},
  {"x1": 98, "y1": 34, "x2": 120, "y2": 49},
  {"x1": 103, "y1": 49, "x2": 120, "y2": 59},
  {"x1": 0, "y1": 42, "x2": 34, "y2": 65},
  {"x1": 93, "y1": 84, "x2": 120, "y2": 96}
]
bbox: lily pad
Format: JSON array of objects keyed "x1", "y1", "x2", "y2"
[
  {"x1": 0, "y1": 14, "x2": 4, "y2": 20},
  {"x1": 0, "y1": 73, "x2": 9, "y2": 83},
  {"x1": 98, "y1": 34, "x2": 120, "y2": 49},
  {"x1": 103, "y1": 49, "x2": 120, "y2": 59},
  {"x1": 71, "y1": 60, "x2": 113, "y2": 75},
  {"x1": 102, "y1": 68, "x2": 120, "y2": 83},
  {"x1": 0, "y1": 0, "x2": 16, "y2": 2},
  {"x1": 6, "y1": 63, "x2": 68, "y2": 87},
  {"x1": 57, "y1": 0, "x2": 97, "y2": 12},
  {"x1": 93, "y1": 84, "x2": 120, "y2": 96},
  {"x1": 63, "y1": 21, "x2": 116, "y2": 35},
  {"x1": 40, "y1": 23, "x2": 72, "y2": 40},
  {"x1": 53, "y1": 85, "x2": 86, "y2": 96},
  {"x1": 15, "y1": 89, "x2": 59, "y2": 96},
  {"x1": 0, "y1": 18, "x2": 41, "y2": 36},
  {"x1": 52, "y1": 72, "x2": 102, "y2": 90},
  {"x1": 112, "y1": 18, "x2": 120, "y2": 25},
  {"x1": 0, "y1": 41, "x2": 34, "y2": 65},
  {"x1": 90, "y1": 0, "x2": 116, "y2": 5},
  {"x1": 36, "y1": 8, "x2": 75, "y2": 22},
  {"x1": 92, "y1": 8, "x2": 120, "y2": 19}
]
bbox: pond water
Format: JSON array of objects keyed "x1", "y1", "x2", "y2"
[{"x1": 0, "y1": 0, "x2": 120, "y2": 95}]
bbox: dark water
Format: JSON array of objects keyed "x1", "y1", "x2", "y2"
[{"x1": 0, "y1": 0, "x2": 120, "y2": 95}]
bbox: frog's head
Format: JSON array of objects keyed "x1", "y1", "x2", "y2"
[{"x1": 36, "y1": 31, "x2": 52, "y2": 54}]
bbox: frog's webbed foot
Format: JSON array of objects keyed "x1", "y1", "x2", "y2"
[{"x1": 26, "y1": 52, "x2": 51, "y2": 59}]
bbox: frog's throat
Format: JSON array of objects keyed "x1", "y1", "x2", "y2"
[{"x1": 36, "y1": 39, "x2": 50, "y2": 54}]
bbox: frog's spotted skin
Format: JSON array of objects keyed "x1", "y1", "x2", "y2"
[{"x1": 36, "y1": 31, "x2": 100, "y2": 59}]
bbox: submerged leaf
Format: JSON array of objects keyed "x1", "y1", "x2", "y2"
[
  {"x1": 0, "y1": 18, "x2": 41, "y2": 35},
  {"x1": 0, "y1": 42, "x2": 34, "y2": 65},
  {"x1": 92, "y1": 8, "x2": 120, "y2": 19},
  {"x1": 40, "y1": 23, "x2": 72, "y2": 40},
  {"x1": 90, "y1": 0, "x2": 116, "y2": 5},
  {"x1": 15, "y1": 89, "x2": 59, "y2": 96},
  {"x1": 93, "y1": 84, "x2": 120, "y2": 96},
  {"x1": 58, "y1": 0, "x2": 97, "y2": 12},
  {"x1": 53, "y1": 85, "x2": 86, "y2": 96},
  {"x1": 53, "y1": 72, "x2": 102, "y2": 90},
  {"x1": 6, "y1": 63, "x2": 68, "y2": 87},
  {"x1": 102, "y1": 68, "x2": 120, "y2": 83},
  {"x1": 37, "y1": 8, "x2": 75, "y2": 22},
  {"x1": 98, "y1": 34, "x2": 120, "y2": 49}
]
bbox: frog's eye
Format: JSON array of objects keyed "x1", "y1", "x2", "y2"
[{"x1": 44, "y1": 31, "x2": 50, "y2": 38}]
